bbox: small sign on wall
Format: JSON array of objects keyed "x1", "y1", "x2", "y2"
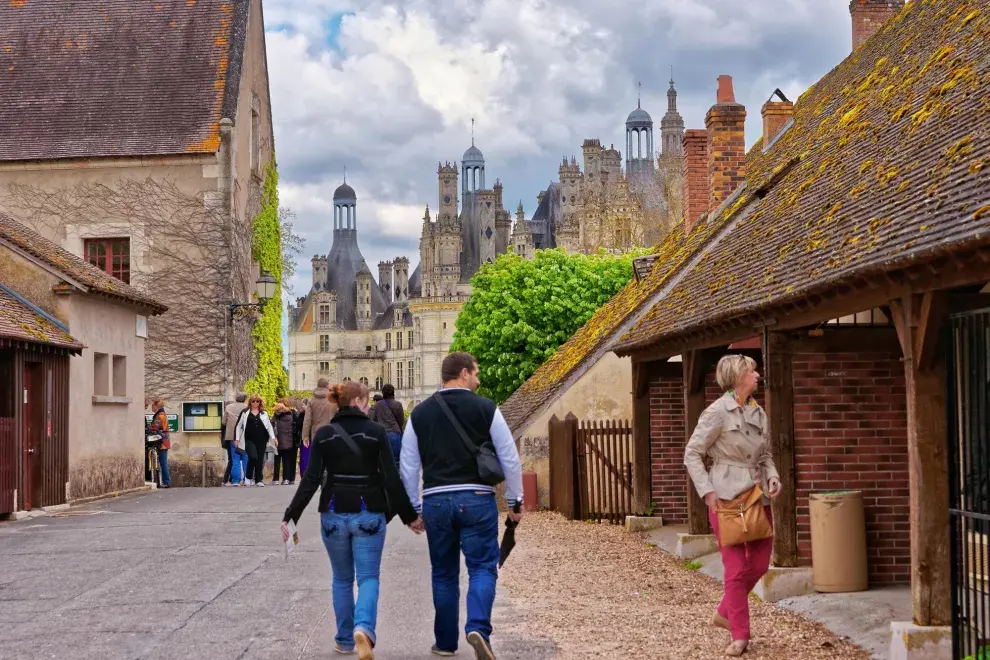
[{"x1": 136, "y1": 315, "x2": 148, "y2": 338}]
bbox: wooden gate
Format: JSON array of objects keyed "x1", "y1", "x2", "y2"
[{"x1": 549, "y1": 413, "x2": 637, "y2": 524}]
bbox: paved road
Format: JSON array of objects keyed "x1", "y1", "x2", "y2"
[{"x1": 0, "y1": 487, "x2": 554, "y2": 660}]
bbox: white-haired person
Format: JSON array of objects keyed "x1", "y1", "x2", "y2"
[{"x1": 684, "y1": 354, "x2": 782, "y2": 657}]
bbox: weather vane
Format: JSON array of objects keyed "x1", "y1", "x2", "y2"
[
  {"x1": 471, "y1": 117, "x2": 475, "y2": 146},
  {"x1": 343, "y1": 164, "x2": 347, "y2": 183},
  {"x1": 638, "y1": 81, "x2": 642, "y2": 108}
]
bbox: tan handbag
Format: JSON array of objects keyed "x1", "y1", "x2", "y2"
[{"x1": 716, "y1": 485, "x2": 773, "y2": 547}]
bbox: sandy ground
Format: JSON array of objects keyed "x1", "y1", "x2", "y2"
[{"x1": 496, "y1": 512, "x2": 870, "y2": 660}]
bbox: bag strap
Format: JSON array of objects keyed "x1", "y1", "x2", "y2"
[
  {"x1": 380, "y1": 399, "x2": 399, "y2": 427},
  {"x1": 330, "y1": 423, "x2": 363, "y2": 458},
  {"x1": 432, "y1": 391, "x2": 479, "y2": 457}
]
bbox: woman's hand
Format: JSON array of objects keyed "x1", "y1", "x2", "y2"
[
  {"x1": 281, "y1": 521, "x2": 291, "y2": 543},
  {"x1": 303, "y1": 439, "x2": 310, "y2": 448},
  {"x1": 704, "y1": 492, "x2": 719, "y2": 509},
  {"x1": 768, "y1": 477, "x2": 782, "y2": 499},
  {"x1": 408, "y1": 517, "x2": 425, "y2": 535}
]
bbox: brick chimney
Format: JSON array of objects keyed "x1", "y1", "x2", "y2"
[
  {"x1": 761, "y1": 94, "x2": 794, "y2": 147},
  {"x1": 682, "y1": 129, "x2": 710, "y2": 234},
  {"x1": 706, "y1": 75, "x2": 747, "y2": 214},
  {"x1": 850, "y1": 0, "x2": 904, "y2": 50}
]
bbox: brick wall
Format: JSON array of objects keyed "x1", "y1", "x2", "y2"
[
  {"x1": 850, "y1": 1, "x2": 905, "y2": 50},
  {"x1": 649, "y1": 371, "x2": 723, "y2": 524},
  {"x1": 681, "y1": 130, "x2": 710, "y2": 233},
  {"x1": 792, "y1": 351, "x2": 910, "y2": 585}
]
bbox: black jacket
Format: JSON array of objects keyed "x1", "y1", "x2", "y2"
[{"x1": 283, "y1": 407, "x2": 417, "y2": 525}]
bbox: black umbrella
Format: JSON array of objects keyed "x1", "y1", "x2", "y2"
[{"x1": 498, "y1": 503, "x2": 523, "y2": 568}]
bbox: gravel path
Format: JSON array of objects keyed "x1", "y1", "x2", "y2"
[{"x1": 495, "y1": 512, "x2": 870, "y2": 660}]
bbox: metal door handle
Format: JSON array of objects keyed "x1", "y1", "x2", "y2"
[{"x1": 27, "y1": 448, "x2": 35, "y2": 454}]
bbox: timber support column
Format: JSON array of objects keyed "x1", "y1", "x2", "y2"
[
  {"x1": 764, "y1": 331, "x2": 798, "y2": 567},
  {"x1": 889, "y1": 292, "x2": 952, "y2": 659},
  {"x1": 683, "y1": 349, "x2": 710, "y2": 535},
  {"x1": 631, "y1": 361, "x2": 653, "y2": 515}
]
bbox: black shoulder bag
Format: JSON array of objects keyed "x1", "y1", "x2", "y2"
[
  {"x1": 432, "y1": 392, "x2": 505, "y2": 486},
  {"x1": 329, "y1": 423, "x2": 394, "y2": 523}
]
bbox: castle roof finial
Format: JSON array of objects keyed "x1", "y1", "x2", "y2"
[
  {"x1": 471, "y1": 117, "x2": 475, "y2": 146},
  {"x1": 637, "y1": 81, "x2": 642, "y2": 108},
  {"x1": 343, "y1": 164, "x2": 346, "y2": 184},
  {"x1": 670, "y1": 66, "x2": 674, "y2": 87}
]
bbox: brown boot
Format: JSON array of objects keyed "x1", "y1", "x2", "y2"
[{"x1": 724, "y1": 640, "x2": 748, "y2": 656}]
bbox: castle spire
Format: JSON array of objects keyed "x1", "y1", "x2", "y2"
[
  {"x1": 471, "y1": 117, "x2": 475, "y2": 146},
  {"x1": 637, "y1": 81, "x2": 642, "y2": 108}
]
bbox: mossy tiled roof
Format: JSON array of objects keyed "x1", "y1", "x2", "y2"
[
  {"x1": 0, "y1": 213, "x2": 166, "y2": 313},
  {"x1": 616, "y1": 0, "x2": 990, "y2": 354},
  {"x1": 0, "y1": 285, "x2": 82, "y2": 351},
  {"x1": 0, "y1": 0, "x2": 250, "y2": 160}
]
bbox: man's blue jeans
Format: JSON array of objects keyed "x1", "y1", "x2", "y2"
[
  {"x1": 422, "y1": 491, "x2": 499, "y2": 652},
  {"x1": 157, "y1": 447, "x2": 171, "y2": 487},
  {"x1": 320, "y1": 510, "x2": 387, "y2": 651},
  {"x1": 229, "y1": 448, "x2": 248, "y2": 484},
  {"x1": 385, "y1": 432, "x2": 402, "y2": 468}
]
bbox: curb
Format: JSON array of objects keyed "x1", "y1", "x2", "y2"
[{"x1": 68, "y1": 484, "x2": 155, "y2": 507}]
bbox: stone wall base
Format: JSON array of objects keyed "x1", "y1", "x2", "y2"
[
  {"x1": 625, "y1": 516, "x2": 664, "y2": 533},
  {"x1": 888, "y1": 622, "x2": 951, "y2": 660},
  {"x1": 752, "y1": 566, "x2": 814, "y2": 602},
  {"x1": 675, "y1": 533, "x2": 718, "y2": 559}
]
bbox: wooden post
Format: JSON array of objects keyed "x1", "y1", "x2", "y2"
[
  {"x1": 890, "y1": 292, "x2": 951, "y2": 627},
  {"x1": 548, "y1": 413, "x2": 577, "y2": 520},
  {"x1": 631, "y1": 361, "x2": 653, "y2": 515},
  {"x1": 683, "y1": 349, "x2": 710, "y2": 535},
  {"x1": 764, "y1": 331, "x2": 798, "y2": 567}
]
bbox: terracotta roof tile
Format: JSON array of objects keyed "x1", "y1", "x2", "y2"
[
  {"x1": 615, "y1": 0, "x2": 990, "y2": 354},
  {"x1": 0, "y1": 0, "x2": 250, "y2": 161},
  {"x1": 0, "y1": 212, "x2": 166, "y2": 313},
  {"x1": 0, "y1": 284, "x2": 82, "y2": 351}
]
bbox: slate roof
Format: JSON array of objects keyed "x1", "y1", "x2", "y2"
[
  {"x1": 307, "y1": 228, "x2": 387, "y2": 331},
  {"x1": 527, "y1": 183, "x2": 561, "y2": 250},
  {"x1": 0, "y1": 0, "x2": 251, "y2": 161},
  {"x1": 408, "y1": 263, "x2": 422, "y2": 297},
  {"x1": 0, "y1": 213, "x2": 166, "y2": 313},
  {"x1": 0, "y1": 283, "x2": 83, "y2": 351},
  {"x1": 372, "y1": 303, "x2": 414, "y2": 330},
  {"x1": 615, "y1": 0, "x2": 990, "y2": 354}
]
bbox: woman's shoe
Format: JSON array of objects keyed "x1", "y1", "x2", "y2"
[
  {"x1": 256, "y1": 481, "x2": 265, "y2": 487},
  {"x1": 724, "y1": 640, "x2": 749, "y2": 656},
  {"x1": 354, "y1": 631, "x2": 374, "y2": 660},
  {"x1": 282, "y1": 480, "x2": 290, "y2": 485},
  {"x1": 712, "y1": 611, "x2": 731, "y2": 631}
]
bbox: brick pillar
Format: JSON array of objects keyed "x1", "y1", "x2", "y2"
[
  {"x1": 850, "y1": 0, "x2": 905, "y2": 50},
  {"x1": 706, "y1": 75, "x2": 747, "y2": 215},
  {"x1": 761, "y1": 99, "x2": 794, "y2": 148},
  {"x1": 681, "y1": 129, "x2": 709, "y2": 234}
]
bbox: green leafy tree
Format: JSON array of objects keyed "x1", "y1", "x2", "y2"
[{"x1": 451, "y1": 248, "x2": 649, "y2": 403}]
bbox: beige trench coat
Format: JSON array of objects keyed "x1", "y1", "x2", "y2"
[{"x1": 684, "y1": 392, "x2": 780, "y2": 502}]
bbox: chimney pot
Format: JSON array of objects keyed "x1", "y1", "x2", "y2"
[{"x1": 716, "y1": 75, "x2": 735, "y2": 104}]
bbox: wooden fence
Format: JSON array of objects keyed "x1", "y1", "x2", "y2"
[
  {"x1": 549, "y1": 413, "x2": 638, "y2": 524},
  {"x1": 0, "y1": 417, "x2": 14, "y2": 515}
]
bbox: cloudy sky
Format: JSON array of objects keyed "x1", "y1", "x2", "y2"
[{"x1": 265, "y1": 0, "x2": 856, "y2": 299}]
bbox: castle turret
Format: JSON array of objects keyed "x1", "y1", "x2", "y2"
[
  {"x1": 393, "y1": 257, "x2": 409, "y2": 302},
  {"x1": 661, "y1": 75, "x2": 685, "y2": 159},
  {"x1": 511, "y1": 200, "x2": 535, "y2": 259},
  {"x1": 378, "y1": 260, "x2": 393, "y2": 302},
  {"x1": 312, "y1": 254, "x2": 327, "y2": 287},
  {"x1": 626, "y1": 90, "x2": 655, "y2": 176},
  {"x1": 477, "y1": 189, "x2": 497, "y2": 266},
  {"x1": 437, "y1": 162, "x2": 458, "y2": 221},
  {"x1": 355, "y1": 264, "x2": 373, "y2": 331}
]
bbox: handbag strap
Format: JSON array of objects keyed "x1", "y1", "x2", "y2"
[
  {"x1": 329, "y1": 423, "x2": 363, "y2": 458},
  {"x1": 432, "y1": 391, "x2": 479, "y2": 457}
]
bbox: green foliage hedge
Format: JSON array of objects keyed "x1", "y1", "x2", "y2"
[
  {"x1": 451, "y1": 248, "x2": 649, "y2": 403},
  {"x1": 244, "y1": 160, "x2": 288, "y2": 407}
]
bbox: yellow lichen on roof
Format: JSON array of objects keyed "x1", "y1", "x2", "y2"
[{"x1": 184, "y1": 2, "x2": 234, "y2": 153}]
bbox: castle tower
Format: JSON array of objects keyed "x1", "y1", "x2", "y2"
[
  {"x1": 420, "y1": 205, "x2": 435, "y2": 297},
  {"x1": 661, "y1": 75, "x2": 685, "y2": 158},
  {"x1": 477, "y1": 188, "x2": 497, "y2": 266},
  {"x1": 511, "y1": 200, "x2": 535, "y2": 259},
  {"x1": 582, "y1": 139, "x2": 603, "y2": 179},
  {"x1": 559, "y1": 156, "x2": 583, "y2": 227},
  {"x1": 493, "y1": 179, "x2": 511, "y2": 254},
  {"x1": 378, "y1": 260, "x2": 393, "y2": 302},
  {"x1": 393, "y1": 257, "x2": 409, "y2": 302},
  {"x1": 311, "y1": 254, "x2": 328, "y2": 286},
  {"x1": 462, "y1": 143, "x2": 485, "y2": 195},
  {"x1": 355, "y1": 264, "x2": 373, "y2": 331},
  {"x1": 333, "y1": 179, "x2": 357, "y2": 230},
  {"x1": 626, "y1": 85, "x2": 655, "y2": 175},
  {"x1": 437, "y1": 162, "x2": 458, "y2": 221},
  {"x1": 603, "y1": 144, "x2": 622, "y2": 173}
]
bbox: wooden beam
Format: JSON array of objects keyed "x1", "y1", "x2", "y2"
[
  {"x1": 787, "y1": 327, "x2": 899, "y2": 354},
  {"x1": 890, "y1": 294, "x2": 952, "y2": 627},
  {"x1": 764, "y1": 331, "x2": 798, "y2": 567},
  {"x1": 683, "y1": 349, "x2": 709, "y2": 535},
  {"x1": 914, "y1": 291, "x2": 947, "y2": 371},
  {"x1": 631, "y1": 361, "x2": 653, "y2": 515}
]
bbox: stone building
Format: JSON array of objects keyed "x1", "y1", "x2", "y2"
[
  {"x1": 0, "y1": 0, "x2": 275, "y2": 458},
  {"x1": 513, "y1": 80, "x2": 685, "y2": 257},
  {"x1": 288, "y1": 139, "x2": 512, "y2": 408}
]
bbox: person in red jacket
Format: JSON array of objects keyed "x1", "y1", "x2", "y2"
[{"x1": 147, "y1": 399, "x2": 171, "y2": 488}]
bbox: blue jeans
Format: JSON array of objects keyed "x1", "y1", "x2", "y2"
[
  {"x1": 157, "y1": 447, "x2": 171, "y2": 487},
  {"x1": 423, "y1": 491, "x2": 499, "y2": 652},
  {"x1": 385, "y1": 432, "x2": 402, "y2": 467},
  {"x1": 320, "y1": 510, "x2": 387, "y2": 650},
  {"x1": 229, "y1": 448, "x2": 248, "y2": 483}
]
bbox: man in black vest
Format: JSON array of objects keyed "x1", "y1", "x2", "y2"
[{"x1": 400, "y1": 352, "x2": 523, "y2": 660}]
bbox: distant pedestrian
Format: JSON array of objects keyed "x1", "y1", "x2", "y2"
[
  {"x1": 272, "y1": 400, "x2": 298, "y2": 485},
  {"x1": 222, "y1": 393, "x2": 248, "y2": 486},
  {"x1": 146, "y1": 399, "x2": 172, "y2": 488},
  {"x1": 684, "y1": 354, "x2": 782, "y2": 657},
  {"x1": 235, "y1": 394, "x2": 277, "y2": 486},
  {"x1": 282, "y1": 381, "x2": 420, "y2": 660},
  {"x1": 371, "y1": 384, "x2": 404, "y2": 467},
  {"x1": 301, "y1": 378, "x2": 337, "y2": 474},
  {"x1": 400, "y1": 352, "x2": 524, "y2": 659}
]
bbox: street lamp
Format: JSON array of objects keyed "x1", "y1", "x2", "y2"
[{"x1": 222, "y1": 270, "x2": 278, "y2": 404}]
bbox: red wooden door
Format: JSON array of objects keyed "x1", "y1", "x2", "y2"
[{"x1": 23, "y1": 363, "x2": 43, "y2": 510}]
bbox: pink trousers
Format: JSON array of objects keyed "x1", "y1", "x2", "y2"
[{"x1": 708, "y1": 505, "x2": 774, "y2": 641}]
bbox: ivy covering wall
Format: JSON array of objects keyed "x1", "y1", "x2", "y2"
[{"x1": 243, "y1": 159, "x2": 288, "y2": 407}]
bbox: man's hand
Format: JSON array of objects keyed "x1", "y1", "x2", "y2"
[
  {"x1": 768, "y1": 477, "x2": 782, "y2": 499},
  {"x1": 281, "y1": 521, "x2": 291, "y2": 543},
  {"x1": 407, "y1": 517, "x2": 425, "y2": 534},
  {"x1": 303, "y1": 438, "x2": 310, "y2": 448},
  {"x1": 704, "y1": 491, "x2": 719, "y2": 510},
  {"x1": 508, "y1": 505, "x2": 524, "y2": 523}
]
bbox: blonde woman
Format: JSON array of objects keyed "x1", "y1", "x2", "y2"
[
  {"x1": 234, "y1": 394, "x2": 277, "y2": 487},
  {"x1": 684, "y1": 355, "x2": 782, "y2": 657}
]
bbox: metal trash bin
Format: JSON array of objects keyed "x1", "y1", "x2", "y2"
[{"x1": 810, "y1": 490, "x2": 868, "y2": 593}]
